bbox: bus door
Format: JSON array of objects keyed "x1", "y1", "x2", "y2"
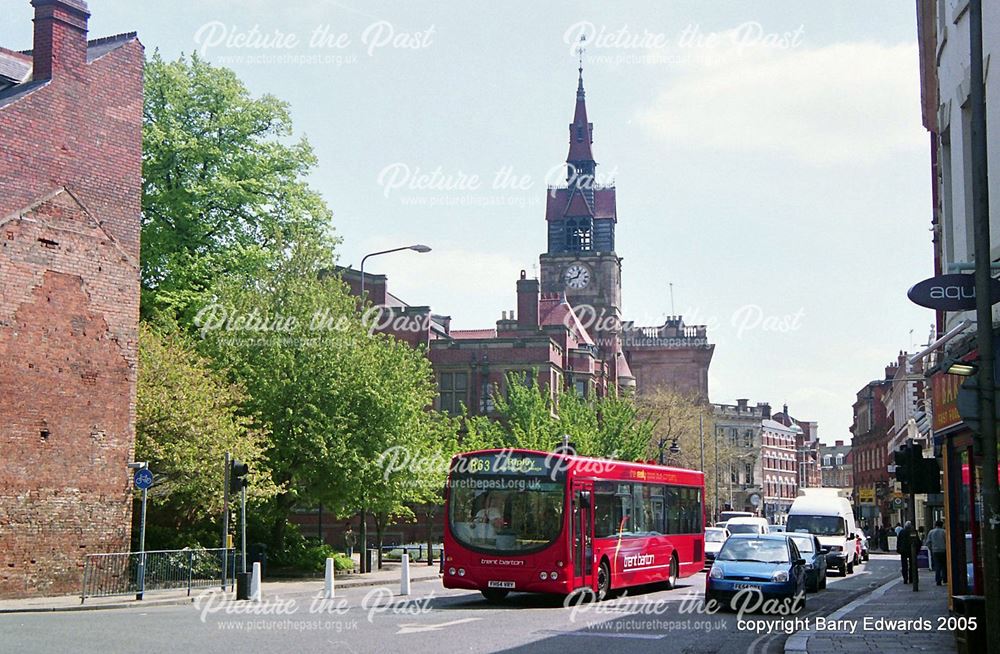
[{"x1": 572, "y1": 482, "x2": 595, "y2": 590}]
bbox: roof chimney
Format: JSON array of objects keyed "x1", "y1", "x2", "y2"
[
  {"x1": 835, "y1": 440, "x2": 844, "y2": 447},
  {"x1": 737, "y1": 398, "x2": 749, "y2": 412},
  {"x1": 31, "y1": 0, "x2": 90, "y2": 81},
  {"x1": 516, "y1": 270, "x2": 539, "y2": 329}
]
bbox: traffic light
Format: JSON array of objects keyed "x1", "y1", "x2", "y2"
[
  {"x1": 893, "y1": 446, "x2": 912, "y2": 494},
  {"x1": 229, "y1": 459, "x2": 249, "y2": 494},
  {"x1": 916, "y1": 457, "x2": 942, "y2": 494},
  {"x1": 893, "y1": 443, "x2": 941, "y2": 494}
]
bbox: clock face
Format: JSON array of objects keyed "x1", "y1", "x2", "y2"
[{"x1": 564, "y1": 264, "x2": 591, "y2": 289}]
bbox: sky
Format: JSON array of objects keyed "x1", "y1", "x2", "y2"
[{"x1": 0, "y1": 0, "x2": 936, "y2": 444}]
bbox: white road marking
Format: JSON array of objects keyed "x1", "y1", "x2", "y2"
[
  {"x1": 395, "y1": 617, "x2": 482, "y2": 634},
  {"x1": 538, "y1": 629, "x2": 665, "y2": 640}
]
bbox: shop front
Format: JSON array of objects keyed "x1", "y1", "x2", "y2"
[{"x1": 931, "y1": 365, "x2": 988, "y2": 598}]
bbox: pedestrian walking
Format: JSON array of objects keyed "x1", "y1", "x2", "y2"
[
  {"x1": 897, "y1": 521, "x2": 914, "y2": 584},
  {"x1": 344, "y1": 525, "x2": 356, "y2": 559},
  {"x1": 925, "y1": 520, "x2": 948, "y2": 586}
]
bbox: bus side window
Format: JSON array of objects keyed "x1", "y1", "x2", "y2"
[
  {"x1": 614, "y1": 485, "x2": 633, "y2": 535},
  {"x1": 593, "y1": 483, "x2": 615, "y2": 538},
  {"x1": 665, "y1": 487, "x2": 680, "y2": 534}
]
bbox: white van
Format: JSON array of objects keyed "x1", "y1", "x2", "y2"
[
  {"x1": 723, "y1": 516, "x2": 769, "y2": 536},
  {"x1": 786, "y1": 496, "x2": 861, "y2": 576}
]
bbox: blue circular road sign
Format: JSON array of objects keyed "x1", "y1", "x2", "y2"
[{"x1": 134, "y1": 468, "x2": 153, "y2": 490}]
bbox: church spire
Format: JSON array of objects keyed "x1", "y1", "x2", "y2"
[{"x1": 567, "y1": 36, "x2": 595, "y2": 187}]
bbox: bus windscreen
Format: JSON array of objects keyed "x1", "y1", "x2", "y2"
[{"x1": 448, "y1": 476, "x2": 564, "y2": 554}]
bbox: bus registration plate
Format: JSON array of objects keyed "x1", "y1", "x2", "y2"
[{"x1": 488, "y1": 581, "x2": 515, "y2": 589}]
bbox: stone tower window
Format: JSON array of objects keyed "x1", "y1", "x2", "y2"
[{"x1": 565, "y1": 218, "x2": 592, "y2": 252}]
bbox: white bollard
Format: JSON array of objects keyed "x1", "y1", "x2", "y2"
[
  {"x1": 400, "y1": 552, "x2": 410, "y2": 596},
  {"x1": 250, "y1": 561, "x2": 262, "y2": 602},
  {"x1": 324, "y1": 557, "x2": 336, "y2": 599}
]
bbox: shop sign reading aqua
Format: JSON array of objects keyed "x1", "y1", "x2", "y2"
[{"x1": 907, "y1": 274, "x2": 1000, "y2": 311}]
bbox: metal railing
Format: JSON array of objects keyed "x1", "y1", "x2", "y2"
[
  {"x1": 81, "y1": 548, "x2": 235, "y2": 602},
  {"x1": 380, "y1": 543, "x2": 443, "y2": 562}
]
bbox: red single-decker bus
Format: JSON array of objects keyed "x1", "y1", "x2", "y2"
[{"x1": 443, "y1": 448, "x2": 705, "y2": 601}]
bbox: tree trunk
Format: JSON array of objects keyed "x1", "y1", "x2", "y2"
[
  {"x1": 426, "y1": 505, "x2": 436, "y2": 566},
  {"x1": 269, "y1": 492, "x2": 296, "y2": 555},
  {"x1": 359, "y1": 507, "x2": 367, "y2": 573},
  {"x1": 375, "y1": 514, "x2": 384, "y2": 570}
]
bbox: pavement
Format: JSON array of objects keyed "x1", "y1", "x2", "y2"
[
  {"x1": 785, "y1": 560, "x2": 957, "y2": 654},
  {"x1": 0, "y1": 561, "x2": 443, "y2": 614}
]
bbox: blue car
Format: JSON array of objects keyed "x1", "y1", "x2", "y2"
[
  {"x1": 786, "y1": 532, "x2": 827, "y2": 592},
  {"x1": 706, "y1": 534, "x2": 807, "y2": 612}
]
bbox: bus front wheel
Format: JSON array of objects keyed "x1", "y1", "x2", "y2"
[
  {"x1": 481, "y1": 589, "x2": 509, "y2": 603},
  {"x1": 597, "y1": 560, "x2": 611, "y2": 601}
]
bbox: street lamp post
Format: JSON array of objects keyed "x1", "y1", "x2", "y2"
[
  {"x1": 355, "y1": 244, "x2": 431, "y2": 573},
  {"x1": 359, "y1": 244, "x2": 432, "y2": 300},
  {"x1": 970, "y1": 0, "x2": 998, "y2": 615},
  {"x1": 699, "y1": 413, "x2": 704, "y2": 478},
  {"x1": 714, "y1": 426, "x2": 720, "y2": 523},
  {"x1": 127, "y1": 461, "x2": 148, "y2": 600}
]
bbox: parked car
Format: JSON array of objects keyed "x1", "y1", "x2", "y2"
[
  {"x1": 786, "y1": 533, "x2": 827, "y2": 592},
  {"x1": 706, "y1": 534, "x2": 807, "y2": 612},
  {"x1": 725, "y1": 517, "x2": 770, "y2": 536},
  {"x1": 704, "y1": 527, "x2": 730, "y2": 569}
]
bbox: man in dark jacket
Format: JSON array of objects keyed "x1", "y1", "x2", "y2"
[{"x1": 897, "y1": 521, "x2": 914, "y2": 583}]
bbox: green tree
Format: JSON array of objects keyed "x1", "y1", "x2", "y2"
[
  {"x1": 200, "y1": 239, "x2": 453, "y2": 554},
  {"x1": 639, "y1": 388, "x2": 741, "y2": 518},
  {"x1": 142, "y1": 51, "x2": 334, "y2": 326},
  {"x1": 135, "y1": 323, "x2": 276, "y2": 547},
  {"x1": 464, "y1": 372, "x2": 653, "y2": 461}
]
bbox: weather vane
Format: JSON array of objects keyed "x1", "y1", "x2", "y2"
[{"x1": 576, "y1": 34, "x2": 586, "y2": 72}]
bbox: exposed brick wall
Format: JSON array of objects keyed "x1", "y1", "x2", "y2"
[{"x1": 0, "y1": 17, "x2": 142, "y2": 598}]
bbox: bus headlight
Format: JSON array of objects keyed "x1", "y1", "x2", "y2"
[
  {"x1": 539, "y1": 572, "x2": 548, "y2": 580},
  {"x1": 458, "y1": 568, "x2": 465, "y2": 576},
  {"x1": 550, "y1": 571, "x2": 558, "y2": 580},
  {"x1": 448, "y1": 567, "x2": 456, "y2": 576}
]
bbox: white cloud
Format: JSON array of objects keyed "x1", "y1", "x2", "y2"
[{"x1": 638, "y1": 39, "x2": 925, "y2": 165}]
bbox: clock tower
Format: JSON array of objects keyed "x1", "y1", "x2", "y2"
[{"x1": 539, "y1": 66, "x2": 622, "y2": 356}]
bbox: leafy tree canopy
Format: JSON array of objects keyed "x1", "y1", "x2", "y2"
[
  {"x1": 142, "y1": 51, "x2": 334, "y2": 326},
  {"x1": 136, "y1": 323, "x2": 277, "y2": 533}
]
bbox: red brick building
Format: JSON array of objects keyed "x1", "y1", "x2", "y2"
[
  {"x1": 850, "y1": 366, "x2": 895, "y2": 529},
  {"x1": 0, "y1": 0, "x2": 142, "y2": 598}
]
